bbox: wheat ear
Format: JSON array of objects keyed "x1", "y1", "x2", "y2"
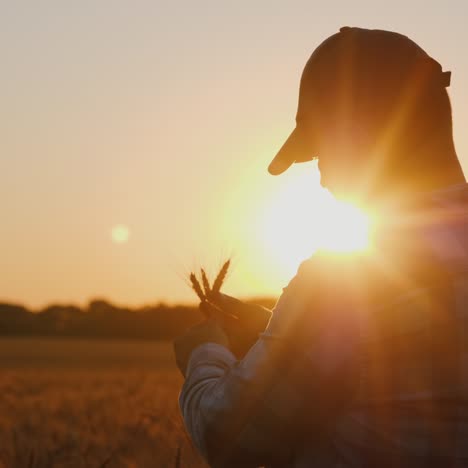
[
  {"x1": 190, "y1": 273, "x2": 205, "y2": 301},
  {"x1": 174, "y1": 446, "x2": 181, "y2": 468},
  {"x1": 201, "y1": 269, "x2": 211, "y2": 297},
  {"x1": 212, "y1": 259, "x2": 230, "y2": 294}
]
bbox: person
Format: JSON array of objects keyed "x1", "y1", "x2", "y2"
[{"x1": 173, "y1": 27, "x2": 468, "y2": 467}]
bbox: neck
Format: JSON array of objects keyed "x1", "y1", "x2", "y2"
[
  {"x1": 407, "y1": 132, "x2": 465, "y2": 190},
  {"x1": 361, "y1": 139, "x2": 465, "y2": 211}
]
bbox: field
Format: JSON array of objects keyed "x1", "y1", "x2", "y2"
[{"x1": 0, "y1": 338, "x2": 207, "y2": 468}]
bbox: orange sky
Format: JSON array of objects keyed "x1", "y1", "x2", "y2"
[{"x1": 2, "y1": 1, "x2": 468, "y2": 308}]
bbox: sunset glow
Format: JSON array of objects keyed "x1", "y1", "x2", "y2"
[
  {"x1": 1, "y1": 2, "x2": 466, "y2": 308},
  {"x1": 260, "y1": 167, "x2": 371, "y2": 276}
]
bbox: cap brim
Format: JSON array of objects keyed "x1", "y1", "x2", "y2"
[{"x1": 268, "y1": 126, "x2": 315, "y2": 175}]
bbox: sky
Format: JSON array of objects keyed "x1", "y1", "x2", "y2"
[{"x1": 1, "y1": 0, "x2": 468, "y2": 309}]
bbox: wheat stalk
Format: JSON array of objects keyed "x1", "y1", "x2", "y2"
[
  {"x1": 189, "y1": 259, "x2": 230, "y2": 301},
  {"x1": 211, "y1": 259, "x2": 230, "y2": 294},
  {"x1": 174, "y1": 445, "x2": 181, "y2": 468},
  {"x1": 200, "y1": 269, "x2": 211, "y2": 297},
  {"x1": 189, "y1": 273, "x2": 205, "y2": 301}
]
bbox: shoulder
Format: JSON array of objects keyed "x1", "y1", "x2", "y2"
[
  {"x1": 294, "y1": 250, "x2": 371, "y2": 288},
  {"x1": 273, "y1": 251, "x2": 371, "y2": 324}
]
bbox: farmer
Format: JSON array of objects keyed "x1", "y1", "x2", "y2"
[{"x1": 174, "y1": 27, "x2": 468, "y2": 467}]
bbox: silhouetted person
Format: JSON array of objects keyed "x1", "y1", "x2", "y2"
[{"x1": 174, "y1": 27, "x2": 468, "y2": 467}]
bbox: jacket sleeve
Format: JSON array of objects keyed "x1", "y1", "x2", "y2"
[{"x1": 179, "y1": 258, "x2": 362, "y2": 467}]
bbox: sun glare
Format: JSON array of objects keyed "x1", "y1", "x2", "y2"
[
  {"x1": 111, "y1": 224, "x2": 130, "y2": 244},
  {"x1": 260, "y1": 165, "x2": 371, "y2": 276}
]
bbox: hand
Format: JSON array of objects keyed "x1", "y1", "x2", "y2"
[
  {"x1": 207, "y1": 293, "x2": 272, "y2": 359},
  {"x1": 173, "y1": 317, "x2": 228, "y2": 376}
]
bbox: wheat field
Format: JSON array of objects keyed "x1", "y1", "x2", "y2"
[{"x1": 0, "y1": 338, "x2": 207, "y2": 468}]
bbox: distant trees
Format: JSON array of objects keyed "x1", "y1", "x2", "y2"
[
  {"x1": 0, "y1": 303, "x2": 32, "y2": 335},
  {"x1": 0, "y1": 297, "x2": 276, "y2": 340},
  {"x1": 0, "y1": 300, "x2": 200, "y2": 340}
]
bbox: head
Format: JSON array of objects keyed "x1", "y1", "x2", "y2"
[{"x1": 269, "y1": 27, "x2": 464, "y2": 206}]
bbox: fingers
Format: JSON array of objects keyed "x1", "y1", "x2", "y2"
[
  {"x1": 199, "y1": 301, "x2": 213, "y2": 318},
  {"x1": 208, "y1": 294, "x2": 272, "y2": 331},
  {"x1": 209, "y1": 292, "x2": 241, "y2": 308},
  {"x1": 199, "y1": 301, "x2": 239, "y2": 328},
  {"x1": 211, "y1": 293, "x2": 251, "y2": 317}
]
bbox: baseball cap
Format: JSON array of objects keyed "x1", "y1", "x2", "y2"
[{"x1": 268, "y1": 27, "x2": 452, "y2": 176}]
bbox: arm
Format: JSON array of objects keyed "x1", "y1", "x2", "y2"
[
  {"x1": 179, "y1": 257, "x2": 363, "y2": 467},
  {"x1": 180, "y1": 333, "x2": 296, "y2": 467}
]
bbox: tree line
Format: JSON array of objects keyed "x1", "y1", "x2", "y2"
[{"x1": 0, "y1": 298, "x2": 276, "y2": 340}]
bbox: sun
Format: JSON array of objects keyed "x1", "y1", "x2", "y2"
[
  {"x1": 259, "y1": 164, "x2": 371, "y2": 276},
  {"x1": 111, "y1": 224, "x2": 130, "y2": 244}
]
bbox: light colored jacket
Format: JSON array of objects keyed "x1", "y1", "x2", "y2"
[{"x1": 180, "y1": 184, "x2": 468, "y2": 467}]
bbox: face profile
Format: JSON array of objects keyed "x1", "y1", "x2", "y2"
[{"x1": 269, "y1": 27, "x2": 460, "y2": 205}]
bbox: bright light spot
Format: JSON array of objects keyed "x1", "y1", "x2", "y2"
[
  {"x1": 259, "y1": 165, "x2": 371, "y2": 277},
  {"x1": 111, "y1": 224, "x2": 130, "y2": 244}
]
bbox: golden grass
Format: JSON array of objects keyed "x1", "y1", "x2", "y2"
[{"x1": 0, "y1": 339, "x2": 207, "y2": 468}]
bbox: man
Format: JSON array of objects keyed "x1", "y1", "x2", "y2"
[{"x1": 174, "y1": 27, "x2": 468, "y2": 467}]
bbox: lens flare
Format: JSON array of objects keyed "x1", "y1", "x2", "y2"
[{"x1": 260, "y1": 166, "x2": 371, "y2": 276}]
